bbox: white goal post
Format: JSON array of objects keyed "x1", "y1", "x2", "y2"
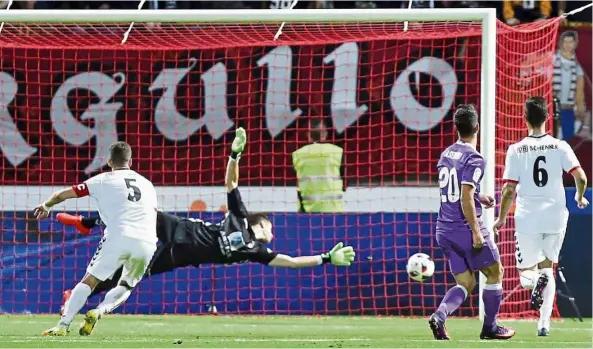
[{"x1": 0, "y1": 8, "x2": 497, "y2": 319}]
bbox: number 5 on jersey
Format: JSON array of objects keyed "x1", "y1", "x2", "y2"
[{"x1": 125, "y1": 178, "x2": 142, "y2": 202}]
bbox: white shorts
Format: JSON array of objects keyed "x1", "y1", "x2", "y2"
[
  {"x1": 514, "y1": 231, "x2": 566, "y2": 269},
  {"x1": 87, "y1": 235, "x2": 157, "y2": 287}
]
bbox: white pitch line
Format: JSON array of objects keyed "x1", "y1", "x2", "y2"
[
  {"x1": 5, "y1": 337, "x2": 370, "y2": 343},
  {"x1": 400, "y1": 339, "x2": 592, "y2": 345},
  {"x1": 229, "y1": 338, "x2": 369, "y2": 342}
]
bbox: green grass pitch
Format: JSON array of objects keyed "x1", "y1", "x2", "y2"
[{"x1": 0, "y1": 315, "x2": 591, "y2": 348}]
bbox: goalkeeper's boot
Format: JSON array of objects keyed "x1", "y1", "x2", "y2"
[
  {"x1": 537, "y1": 318, "x2": 550, "y2": 337},
  {"x1": 42, "y1": 322, "x2": 69, "y2": 336},
  {"x1": 479, "y1": 325, "x2": 515, "y2": 340},
  {"x1": 79, "y1": 309, "x2": 101, "y2": 336},
  {"x1": 59, "y1": 289, "x2": 72, "y2": 316},
  {"x1": 57, "y1": 213, "x2": 91, "y2": 235},
  {"x1": 531, "y1": 274, "x2": 549, "y2": 311},
  {"x1": 538, "y1": 328, "x2": 550, "y2": 337},
  {"x1": 428, "y1": 314, "x2": 450, "y2": 340}
]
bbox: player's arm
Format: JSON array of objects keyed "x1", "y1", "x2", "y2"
[
  {"x1": 461, "y1": 184, "x2": 484, "y2": 248},
  {"x1": 249, "y1": 243, "x2": 355, "y2": 268},
  {"x1": 225, "y1": 127, "x2": 246, "y2": 193},
  {"x1": 493, "y1": 146, "x2": 520, "y2": 233},
  {"x1": 572, "y1": 168, "x2": 588, "y2": 208},
  {"x1": 495, "y1": 181, "x2": 518, "y2": 233},
  {"x1": 269, "y1": 243, "x2": 355, "y2": 268},
  {"x1": 33, "y1": 187, "x2": 79, "y2": 220},
  {"x1": 460, "y1": 155, "x2": 486, "y2": 248},
  {"x1": 34, "y1": 176, "x2": 101, "y2": 220},
  {"x1": 560, "y1": 141, "x2": 589, "y2": 208}
]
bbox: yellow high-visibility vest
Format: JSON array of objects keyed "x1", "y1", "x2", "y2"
[{"x1": 292, "y1": 143, "x2": 344, "y2": 213}]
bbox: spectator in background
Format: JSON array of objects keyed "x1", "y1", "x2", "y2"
[
  {"x1": 256, "y1": 0, "x2": 332, "y2": 9},
  {"x1": 503, "y1": 0, "x2": 551, "y2": 25},
  {"x1": 553, "y1": 31, "x2": 587, "y2": 140},
  {"x1": 292, "y1": 119, "x2": 345, "y2": 213}
]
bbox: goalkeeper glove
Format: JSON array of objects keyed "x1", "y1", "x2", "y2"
[
  {"x1": 231, "y1": 127, "x2": 247, "y2": 158},
  {"x1": 321, "y1": 242, "x2": 356, "y2": 266}
]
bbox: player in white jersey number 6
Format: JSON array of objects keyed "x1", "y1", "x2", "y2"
[
  {"x1": 494, "y1": 97, "x2": 589, "y2": 337},
  {"x1": 33, "y1": 141, "x2": 159, "y2": 336}
]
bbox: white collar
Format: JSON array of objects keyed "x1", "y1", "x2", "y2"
[{"x1": 456, "y1": 140, "x2": 476, "y2": 150}]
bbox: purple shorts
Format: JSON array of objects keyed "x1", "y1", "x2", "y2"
[{"x1": 436, "y1": 226, "x2": 500, "y2": 275}]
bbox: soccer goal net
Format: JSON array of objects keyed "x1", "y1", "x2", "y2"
[{"x1": 0, "y1": 9, "x2": 560, "y2": 318}]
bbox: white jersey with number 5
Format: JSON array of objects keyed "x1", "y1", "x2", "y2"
[
  {"x1": 502, "y1": 134, "x2": 581, "y2": 234},
  {"x1": 72, "y1": 169, "x2": 158, "y2": 244}
]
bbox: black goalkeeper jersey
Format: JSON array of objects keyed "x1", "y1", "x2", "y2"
[{"x1": 157, "y1": 188, "x2": 277, "y2": 267}]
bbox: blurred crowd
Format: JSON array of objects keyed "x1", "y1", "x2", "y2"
[{"x1": 3, "y1": 1, "x2": 592, "y2": 23}]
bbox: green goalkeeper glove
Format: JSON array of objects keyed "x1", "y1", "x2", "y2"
[
  {"x1": 231, "y1": 127, "x2": 247, "y2": 154},
  {"x1": 322, "y1": 242, "x2": 356, "y2": 266}
]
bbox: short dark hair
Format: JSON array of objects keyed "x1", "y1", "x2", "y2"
[
  {"x1": 309, "y1": 119, "x2": 326, "y2": 142},
  {"x1": 453, "y1": 104, "x2": 478, "y2": 137},
  {"x1": 561, "y1": 31, "x2": 578, "y2": 41},
  {"x1": 247, "y1": 213, "x2": 271, "y2": 227},
  {"x1": 109, "y1": 141, "x2": 132, "y2": 167},
  {"x1": 524, "y1": 97, "x2": 548, "y2": 127}
]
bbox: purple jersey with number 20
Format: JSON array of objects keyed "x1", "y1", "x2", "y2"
[{"x1": 435, "y1": 141, "x2": 500, "y2": 275}]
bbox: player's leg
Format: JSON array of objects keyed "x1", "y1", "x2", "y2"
[
  {"x1": 433, "y1": 269, "x2": 475, "y2": 323},
  {"x1": 536, "y1": 231, "x2": 566, "y2": 336},
  {"x1": 477, "y1": 236, "x2": 515, "y2": 340},
  {"x1": 60, "y1": 266, "x2": 122, "y2": 316},
  {"x1": 429, "y1": 235, "x2": 475, "y2": 340},
  {"x1": 80, "y1": 240, "x2": 157, "y2": 335},
  {"x1": 43, "y1": 272, "x2": 103, "y2": 336},
  {"x1": 515, "y1": 232, "x2": 545, "y2": 291},
  {"x1": 44, "y1": 237, "x2": 124, "y2": 336},
  {"x1": 514, "y1": 232, "x2": 547, "y2": 309},
  {"x1": 57, "y1": 213, "x2": 102, "y2": 235}
]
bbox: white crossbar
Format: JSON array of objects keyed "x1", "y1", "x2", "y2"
[{"x1": 0, "y1": 8, "x2": 496, "y2": 23}]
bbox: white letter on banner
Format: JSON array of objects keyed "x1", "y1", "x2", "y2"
[
  {"x1": 151, "y1": 59, "x2": 233, "y2": 141},
  {"x1": 323, "y1": 42, "x2": 368, "y2": 134},
  {"x1": 390, "y1": 57, "x2": 457, "y2": 132},
  {"x1": 257, "y1": 46, "x2": 302, "y2": 138},
  {"x1": 0, "y1": 72, "x2": 37, "y2": 167},
  {"x1": 51, "y1": 72, "x2": 125, "y2": 174}
]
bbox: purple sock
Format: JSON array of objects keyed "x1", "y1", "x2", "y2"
[
  {"x1": 435, "y1": 285, "x2": 467, "y2": 321},
  {"x1": 483, "y1": 284, "x2": 503, "y2": 331}
]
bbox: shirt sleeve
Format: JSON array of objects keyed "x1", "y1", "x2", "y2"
[
  {"x1": 71, "y1": 174, "x2": 102, "y2": 198},
  {"x1": 227, "y1": 188, "x2": 248, "y2": 218},
  {"x1": 577, "y1": 64, "x2": 584, "y2": 77},
  {"x1": 560, "y1": 141, "x2": 581, "y2": 173},
  {"x1": 461, "y1": 154, "x2": 485, "y2": 188},
  {"x1": 242, "y1": 243, "x2": 278, "y2": 265},
  {"x1": 502, "y1": 146, "x2": 520, "y2": 183}
]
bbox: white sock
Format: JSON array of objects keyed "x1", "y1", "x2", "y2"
[
  {"x1": 60, "y1": 283, "x2": 92, "y2": 325},
  {"x1": 97, "y1": 286, "x2": 132, "y2": 315},
  {"x1": 539, "y1": 268, "x2": 556, "y2": 323},
  {"x1": 520, "y1": 269, "x2": 538, "y2": 289}
]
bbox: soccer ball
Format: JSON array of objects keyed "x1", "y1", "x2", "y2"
[{"x1": 406, "y1": 253, "x2": 435, "y2": 282}]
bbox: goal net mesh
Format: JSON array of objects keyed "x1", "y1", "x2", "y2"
[{"x1": 0, "y1": 19, "x2": 560, "y2": 317}]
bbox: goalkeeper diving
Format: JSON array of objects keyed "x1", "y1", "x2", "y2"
[{"x1": 57, "y1": 128, "x2": 355, "y2": 313}]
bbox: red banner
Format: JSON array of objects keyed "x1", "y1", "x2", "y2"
[{"x1": 1, "y1": 39, "x2": 482, "y2": 186}]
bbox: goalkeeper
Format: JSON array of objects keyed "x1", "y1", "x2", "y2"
[{"x1": 58, "y1": 128, "x2": 355, "y2": 301}]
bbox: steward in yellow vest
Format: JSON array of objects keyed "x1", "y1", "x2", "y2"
[{"x1": 292, "y1": 120, "x2": 345, "y2": 213}]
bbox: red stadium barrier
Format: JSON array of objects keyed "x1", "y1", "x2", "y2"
[{"x1": 0, "y1": 19, "x2": 561, "y2": 317}]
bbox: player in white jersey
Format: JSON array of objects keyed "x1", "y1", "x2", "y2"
[
  {"x1": 493, "y1": 97, "x2": 589, "y2": 336},
  {"x1": 33, "y1": 141, "x2": 158, "y2": 336}
]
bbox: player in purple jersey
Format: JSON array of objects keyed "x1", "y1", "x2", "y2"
[{"x1": 428, "y1": 105, "x2": 515, "y2": 340}]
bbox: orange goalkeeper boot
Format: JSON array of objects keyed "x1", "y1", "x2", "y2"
[
  {"x1": 57, "y1": 213, "x2": 91, "y2": 235},
  {"x1": 59, "y1": 289, "x2": 72, "y2": 316}
]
